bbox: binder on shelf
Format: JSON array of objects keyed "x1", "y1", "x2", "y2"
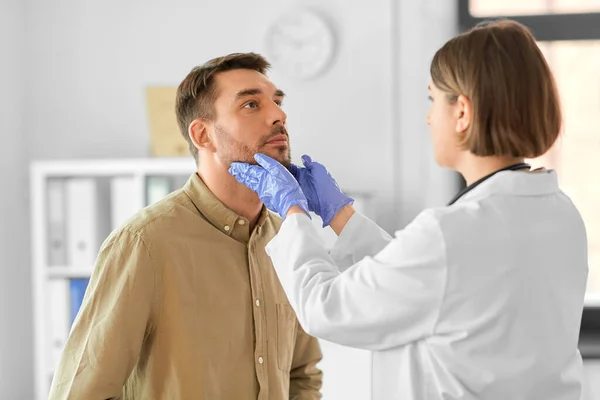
[
  {"x1": 146, "y1": 176, "x2": 172, "y2": 206},
  {"x1": 47, "y1": 279, "x2": 69, "y2": 371},
  {"x1": 110, "y1": 176, "x2": 144, "y2": 230},
  {"x1": 47, "y1": 179, "x2": 67, "y2": 266},
  {"x1": 65, "y1": 178, "x2": 111, "y2": 268},
  {"x1": 69, "y1": 278, "x2": 90, "y2": 327}
]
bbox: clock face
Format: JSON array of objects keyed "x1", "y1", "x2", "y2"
[{"x1": 265, "y1": 10, "x2": 336, "y2": 80}]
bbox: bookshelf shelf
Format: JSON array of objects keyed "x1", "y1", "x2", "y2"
[
  {"x1": 45, "y1": 267, "x2": 95, "y2": 279},
  {"x1": 30, "y1": 157, "x2": 196, "y2": 400}
]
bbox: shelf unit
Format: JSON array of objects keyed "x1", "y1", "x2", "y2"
[{"x1": 30, "y1": 158, "x2": 196, "y2": 400}]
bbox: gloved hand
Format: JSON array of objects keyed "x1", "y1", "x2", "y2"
[
  {"x1": 229, "y1": 153, "x2": 310, "y2": 219},
  {"x1": 289, "y1": 155, "x2": 354, "y2": 227}
]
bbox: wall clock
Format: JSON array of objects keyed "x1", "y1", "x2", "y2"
[{"x1": 265, "y1": 9, "x2": 336, "y2": 80}]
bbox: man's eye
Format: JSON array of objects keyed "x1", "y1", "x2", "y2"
[
  {"x1": 428, "y1": 95, "x2": 434, "y2": 102},
  {"x1": 244, "y1": 101, "x2": 258, "y2": 109},
  {"x1": 275, "y1": 100, "x2": 283, "y2": 107}
]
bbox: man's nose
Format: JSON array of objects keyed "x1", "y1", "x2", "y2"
[{"x1": 269, "y1": 103, "x2": 287, "y2": 126}]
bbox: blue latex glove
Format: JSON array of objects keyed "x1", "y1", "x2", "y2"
[
  {"x1": 229, "y1": 153, "x2": 310, "y2": 219},
  {"x1": 289, "y1": 155, "x2": 354, "y2": 227}
]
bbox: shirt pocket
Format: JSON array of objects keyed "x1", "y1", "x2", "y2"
[{"x1": 276, "y1": 303, "x2": 298, "y2": 372}]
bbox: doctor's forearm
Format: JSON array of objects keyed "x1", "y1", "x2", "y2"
[{"x1": 329, "y1": 204, "x2": 355, "y2": 235}]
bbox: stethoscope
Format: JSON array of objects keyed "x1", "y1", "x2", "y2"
[{"x1": 446, "y1": 162, "x2": 531, "y2": 206}]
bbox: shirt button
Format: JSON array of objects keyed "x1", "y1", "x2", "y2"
[
  {"x1": 238, "y1": 219, "x2": 246, "y2": 225},
  {"x1": 224, "y1": 225, "x2": 230, "y2": 231},
  {"x1": 255, "y1": 299, "x2": 260, "y2": 307},
  {"x1": 258, "y1": 356, "x2": 264, "y2": 364}
]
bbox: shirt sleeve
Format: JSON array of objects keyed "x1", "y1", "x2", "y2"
[
  {"x1": 329, "y1": 212, "x2": 394, "y2": 272},
  {"x1": 265, "y1": 211, "x2": 447, "y2": 351},
  {"x1": 289, "y1": 323, "x2": 323, "y2": 399},
  {"x1": 48, "y1": 229, "x2": 159, "y2": 400}
]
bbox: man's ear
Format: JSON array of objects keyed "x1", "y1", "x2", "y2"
[{"x1": 189, "y1": 119, "x2": 216, "y2": 153}]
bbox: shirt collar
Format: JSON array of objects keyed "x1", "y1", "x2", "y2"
[
  {"x1": 458, "y1": 168, "x2": 559, "y2": 204},
  {"x1": 183, "y1": 173, "x2": 273, "y2": 243}
]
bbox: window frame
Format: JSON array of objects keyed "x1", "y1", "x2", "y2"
[
  {"x1": 458, "y1": 0, "x2": 600, "y2": 359},
  {"x1": 458, "y1": 1, "x2": 600, "y2": 40}
]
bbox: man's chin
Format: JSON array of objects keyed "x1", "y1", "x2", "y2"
[
  {"x1": 224, "y1": 150, "x2": 290, "y2": 168},
  {"x1": 260, "y1": 149, "x2": 291, "y2": 168}
]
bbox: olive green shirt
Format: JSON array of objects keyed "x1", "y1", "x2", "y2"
[{"x1": 49, "y1": 173, "x2": 323, "y2": 400}]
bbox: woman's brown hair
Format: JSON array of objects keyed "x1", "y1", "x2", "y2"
[{"x1": 430, "y1": 19, "x2": 562, "y2": 158}]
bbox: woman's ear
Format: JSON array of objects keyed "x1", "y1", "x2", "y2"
[
  {"x1": 455, "y1": 94, "x2": 472, "y2": 134},
  {"x1": 189, "y1": 119, "x2": 216, "y2": 153}
]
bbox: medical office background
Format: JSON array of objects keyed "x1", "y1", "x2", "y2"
[{"x1": 1, "y1": 0, "x2": 599, "y2": 398}]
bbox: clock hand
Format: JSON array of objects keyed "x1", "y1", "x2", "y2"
[{"x1": 273, "y1": 26, "x2": 304, "y2": 49}]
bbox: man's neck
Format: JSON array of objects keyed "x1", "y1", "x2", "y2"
[{"x1": 197, "y1": 164, "x2": 263, "y2": 229}]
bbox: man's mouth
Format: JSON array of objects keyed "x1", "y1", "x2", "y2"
[{"x1": 266, "y1": 134, "x2": 288, "y2": 146}]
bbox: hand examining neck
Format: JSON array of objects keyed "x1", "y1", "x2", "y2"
[{"x1": 229, "y1": 154, "x2": 311, "y2": 220}]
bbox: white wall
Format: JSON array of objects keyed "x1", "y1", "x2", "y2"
[
  {"x1": 583, "y1": 361, "x2": 600, "y2": 400},
  {"x1": 393, "y1": 1, "x2": 461, "y2": 227},
  {"x1": 0, "y1": 0, "x2": 32, "y2": 398}
]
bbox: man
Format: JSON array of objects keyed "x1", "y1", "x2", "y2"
[{"x1": 49, "y1": 52, "x2": 323, "y2": 400}]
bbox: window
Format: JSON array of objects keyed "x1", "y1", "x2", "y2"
[
  {"x1": 529, "y1": 40, "x2": 600, "y2": 306},
  {"x1": 459, "y1": 0, "x2": 600, "y2": 357},
  {"x1": 470, "y1": 0, "x2": 600, "y2": 17},
  {"x1": 459, "y1": 0, "x2": 600, "y2": 41}
]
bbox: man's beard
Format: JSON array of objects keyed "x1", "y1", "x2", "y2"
[{"x1": 214, "y1": 124, "x2": 292, "y2": 168}]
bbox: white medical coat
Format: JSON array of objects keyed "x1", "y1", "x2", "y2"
[{"x1": 265, "y1": 169, "x2": 588, "y2": 400}]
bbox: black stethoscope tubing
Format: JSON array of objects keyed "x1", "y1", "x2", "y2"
[{"x1": 447, "y1": 162, "x2": 531, "y2": 206}]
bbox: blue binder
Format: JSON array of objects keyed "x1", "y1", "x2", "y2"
[{"x1": 69, "y1": 278, "x2": 90, "y2": 326}]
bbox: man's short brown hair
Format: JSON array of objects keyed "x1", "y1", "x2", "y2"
[
  {"x1": 175, "y1": 53, "x2": 271, "y2": 158},
  {"x1": 430, "y1": 19, "x2": 562, "y2": 158}
]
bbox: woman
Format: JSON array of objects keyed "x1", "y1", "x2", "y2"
[{"x1": 229, "y1": 20, "x2": 588, "y2": 400}]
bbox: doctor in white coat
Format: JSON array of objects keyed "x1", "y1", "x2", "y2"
[{"x1": 229, "y1": 19, "x2": 588, "y2": 400}]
